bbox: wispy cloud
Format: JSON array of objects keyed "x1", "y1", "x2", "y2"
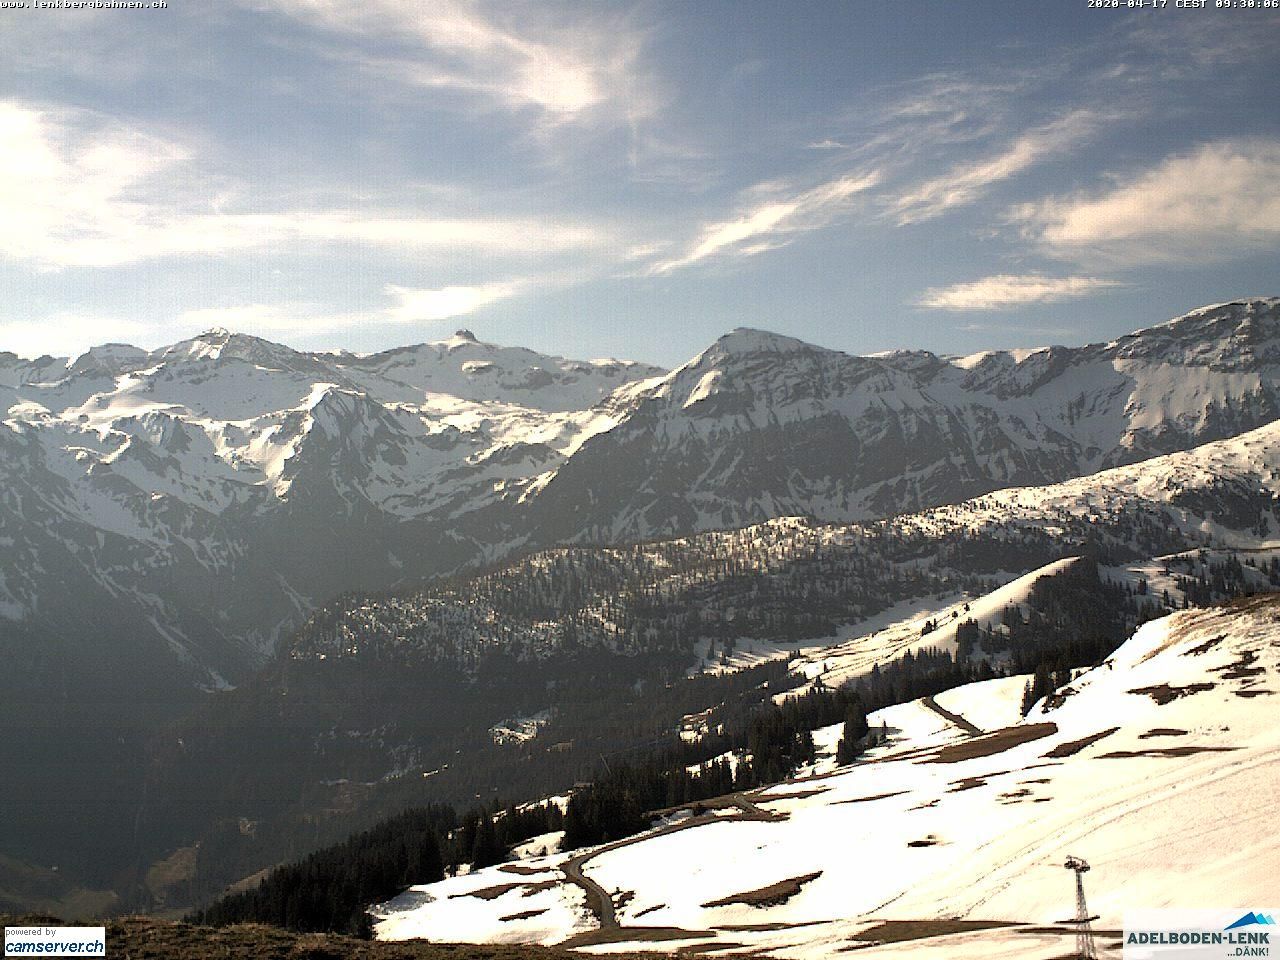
[
  {"x1": 1015, "y1": 140, "x2": 1280, "y2": 264},
  {"x1": 916, "y1": 274, "x2": 1121, "y2": 311},
  {"x1": 242, "y1": 0, "x2": 656, "y2": 124},
  {"x1": 890, "y1": 110, "x2": 1104, "y2": 225},
  {"x1": 649, "y1": 171, "x2": 881, "y2": 274},
  {"x1": 0, "y1": 101, "x2": 603, "y2": 267}
]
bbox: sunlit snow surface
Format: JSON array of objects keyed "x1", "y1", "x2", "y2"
[{"x1": 374, "y1": 597, "x2": 1280, "y2": 959}]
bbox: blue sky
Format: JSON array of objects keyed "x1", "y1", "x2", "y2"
[{"x1": 1, "y1": 1, "x2": 1278, "y2": 366}]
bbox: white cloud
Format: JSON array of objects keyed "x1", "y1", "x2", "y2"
[
  {"x1": 245, "y1": 0, "x2": 655, "y2": 123},
  {"x1": 0, "y1": 102, "x2": 603, "y2": 267},
  {"x1": 890, "y1": 111, "x2": 1102, "y2": 225},
  {"x1": 383, "y1": 281, "x2": 526, "y2": 322},
  {"x1": 650, "y1": 171, "x2": 881, "y2": 274},
  {"x1": 916, "y1": 274, "x2": 1121, "y2": 311},
  {"x1": 1016, "y1": 140, "x2": 1280, "y2": 263},
  {"x1": 178, "y1": 280, "x2": 529, "y2": 336},
  {"x1": 178, "y1": 280, "x2": 529, "y2": 334}
]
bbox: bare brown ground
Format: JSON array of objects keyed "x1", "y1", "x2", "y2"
[
  {"x1": 832, "y1": 790, "x2": 909, "y2": 805},
  {"x1": 998, "y1": 788, "x2": 1032, "y2": 801},
  {"x1": 1216, "y1": 649, "x2": 1266, "y2": 680},
  {"x1": 1140, "y1": 728, "x2": 1188, "y2": 738},
  {"x1": 923, "y1": 724, "x2": 1057, "y2": 763},
  {"x1": 500, "y1": 909, "x2": 548, "y2": 922},
  {"x1": 1098, "y1": 746, "x2": 1240, "y2": 759},
  {"x1": 1128, "y1": 682, "x2": 1215, "y2": 704},
  {"x1": 1188, "y1": 634, "x2": 1226, "y2": 656},
  {"x1": 450, "y1": 880, "x2": 559, "y2": 901},
  {"x1": 499, "y1": 864, "x2": 551, "y2": 876},
  {"x1": 753, "y1": 787, "x2": 830, "y2": 802},
  {"x1": 844, "y1": 919, "x2": 1018, "y2": 946},
  {"x1": 451, "y1": 883, "x2": 525, "y2": 900},
  {"x1": 1042, "y1": 726, "x2": 1119, "y2": 758},
  {"x1": 676, "y1": 941, "x2": 746, "y2": 954},
  {"x1": 701, "y1": 871, "x2": 822, "y2": 908},
  {"x1": 559, "y1": 926, "x2": 709, "y2": 948}
]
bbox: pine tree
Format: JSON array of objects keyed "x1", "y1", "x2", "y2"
[
  {"x1": 470, "y1": 813, "x2": 503, "y2": 868},
  {"x1": 835, "y1": 700, "x2": 869, "y2": 765}
]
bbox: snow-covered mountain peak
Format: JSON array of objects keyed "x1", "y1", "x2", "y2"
[
  {"x1": 156, "y1": 328, "x2": 317, "y2": 371},
  {"x1": 0, "y1": 353, "x2": 70, "y2": 390},
  {"x1": 334, "y1": 337, "x2": 666, "y2": 412},
  {"x1": 709, "y1": 327, "x2": 817, "y2": 356},
  {"x1": 654, "y1": 326, "x2": 879, "y2": 402},
  {"x1": 64, "y1": 343, "x2": 151, "y2": 380},
  {"x1": 1110, "y1": 297, "x2": 1280, "y2": 369}
]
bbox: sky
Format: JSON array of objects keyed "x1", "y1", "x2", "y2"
[{"x1": 1, "y1": 0, "x2": 1278, "y2": 367}]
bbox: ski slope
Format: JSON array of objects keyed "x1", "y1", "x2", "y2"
[
  {"x1": 373, "y1": 595, "x2": 1280, "y2": 958},
  {"x1": 783, "y1": 558, "x2": 1079, "y2": 699}
]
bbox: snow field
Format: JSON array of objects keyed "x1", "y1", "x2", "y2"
[{"x1": 375, "y1": 597, "x2": 1280, "y2": 958}]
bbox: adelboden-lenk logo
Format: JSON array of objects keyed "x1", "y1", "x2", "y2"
[
  {"x1": 1227, "y1": 913, "x2": 1278, "y2": 931},
  {"x1": 1124, "y1": 909, "x2": 1277, "y2": 959},
  {"x1": 3, "y1": 926, "x2": 106, "y2": 956}
]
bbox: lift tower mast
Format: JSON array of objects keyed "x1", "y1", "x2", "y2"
[{"x1": 1063, "y1": 855, "x2": 1098, "y2": 960}]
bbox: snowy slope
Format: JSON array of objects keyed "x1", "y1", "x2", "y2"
[{"x1": 374, "y1": 595, "x2": 1280, "y2": 959}]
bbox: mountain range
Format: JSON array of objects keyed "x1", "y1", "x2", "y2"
[{"x1": 3, "y1": 297, "x2": 1279, "y2": 699}]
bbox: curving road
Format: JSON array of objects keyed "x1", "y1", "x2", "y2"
[
  {"x1": 559, "y1": 792, "x2": 784, "y2": 929},
  {"x1": 921, "y1": 695, "x2": 984, "y2": 737}
]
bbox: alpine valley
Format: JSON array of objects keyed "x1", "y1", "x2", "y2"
[{"x1": 3, "y1": 299, "x2": 1280, "y2": 953}]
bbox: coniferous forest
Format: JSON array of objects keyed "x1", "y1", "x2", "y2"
[{"x1": 182, "y1": 552, "x2": 1275, "y2": 936}]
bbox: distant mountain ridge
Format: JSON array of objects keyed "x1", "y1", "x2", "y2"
[
  {"x1": 529, "y1": 298, "x2": 1280, "y2": 541},
  {"x1": 1, "y1": 297, "x2": 1279, "y2": 696}
]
